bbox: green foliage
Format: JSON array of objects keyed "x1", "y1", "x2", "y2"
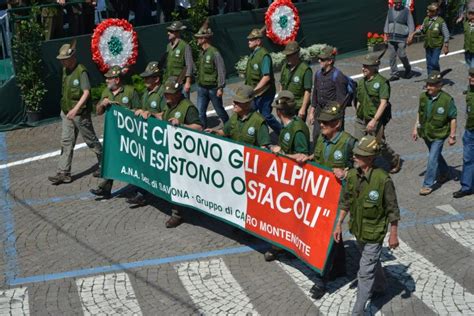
[
  {"x1": 90, "y1": 75, "x2": 146, "y2": 102},
  {"x1": 131, "y1": 74, "x2": 146, "y2": 95},
  {"x1": 12, "y1": 5, "x2": 47, "y2": 113}
]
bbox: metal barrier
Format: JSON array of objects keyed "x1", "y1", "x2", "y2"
[{"x1": 0, "y1": 10, "x2": 11, "y2": 59}]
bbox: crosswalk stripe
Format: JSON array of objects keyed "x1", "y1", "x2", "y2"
[
  {"x1": 76, "y1": 272, "x2": 142, "y2": 315},
  {"x1": 175, "y1": 258, "x2": 258, "y2": 315},
  {"x1": 0, "y1": 287, "x2": 29, "y2": 315},
  {"x1": 434, "y1": 219, "x2": 474, "y2": 251}
]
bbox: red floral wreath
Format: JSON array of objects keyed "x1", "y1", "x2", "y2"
[
  {"x1": 91, "y1": 19, "x2": 138, "y2": 72},
  {"x1": 265, "y1": 0, "x2": 300, "y2": 45}
]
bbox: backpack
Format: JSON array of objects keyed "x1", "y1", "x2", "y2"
[{"x1": 316, "y1": 68, "x2": 357, "y2": 107}]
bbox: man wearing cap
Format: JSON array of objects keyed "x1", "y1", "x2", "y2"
[
  {"x1": 48, "y1": 43, "x2": 102, "y2": 185},
  {"x1": 309, "y1": 45, "x2": 349, "y2": 141},
  {"x1": 384, "y1": 0, "x2": 415, "y2": 81},
  {"x1": 411, "y1": 2, "x2": 450, "y2": 74},
  {"x1": 245, "y1": 28, "x2": 282, "y2": 134},
  {"x1": 164, "y1": 21, "x2": 194, "y2": 98},
  {"x1": 453, "y1": 68, "x2": 474, "y2": 198},
  {"x1": 462, "y1": 3, "x2": 474, "y2": 68},
  {"x1": 296, "y1": 102, "x2": 356, "y2": 298},
  {"x1": 206, "y1": 85, "x2": 271, "y2": 148},
  {"x1": 159, "y1": 76, "x2": 203, "y2": 228},
  {"x1": 279, "y1": 41, "x2": 312, "y2": 121},
  {"x1": 195, "y1": 26, "x2": 229, "y2": 129},
  {"x1": 126, "y1": 61, "x2": 167, "y2": 207},
  {"x1": 413, "y1": 71, "x2": 457, "y2": 196},
  {"x1": 90, "y1": 65, "x2": 141, "y2": 198},
  {"x1": 355, "y1": 52, "x2": 401, "y2": 174},
  {"x1": 334, "y1": 135, "x2": 400, "y2": 315}
]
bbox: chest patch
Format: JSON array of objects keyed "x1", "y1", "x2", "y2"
[
  {"x1": 436, "y1": 107, "x2": 445, "y2": 115},
  {"x1": 373, "y1": 82, "x2": 380, "y2": 89},
  {"x1": 122, "y1": 96, "x2": 129, "y2": 104},
  {"x1": 368, "y1": 190, "x2": 379, "y2": 201},
  {"x1": 205, "y1": 55, "x2": 211, "y2": 63},
  {"x1": 247, "y1": 127, "x2": 255, "y2": 136},
  {"x1": 283, "y1": 132, "x2": 291, "y2": 142},
  {"x1": 467, "y1": 106, "x2": 471, "y2": 113},
  {"x1": 333, "y1": 150, "x2": 343, "y2": 160},
  {"x1": 72, "y1": 79, "x2": 80, "y2": 87},
  {"x1": 293, "y1": 76, "x2": 300, "y2": 83},
  {"x1": 253, "y1": 64, "x2": 259, "y2": 70},
  {"x1": 175, "y1": 49, "x2": 181, "y2": 57},
  {"x1": 174, "y1": 112, "x2": 182, "y2": 119},
  {"x1": 150, "y1": 101, "x2": 157, "y2": 109}
]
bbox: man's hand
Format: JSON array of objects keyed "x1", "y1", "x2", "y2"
[
  {"x1": 184, "y1": 81, "x2": 191, "y2": 94},
  {"x1": 216, "y1": 88, "x2": 223, "y2": 97},
  {"x1": 57, "y1": 0, "x2": 66, "y2": 5},
  {"x1": 366, "y1": 118, "x2": 378, "y2": 133},
  {"x1": 308, "y1": 108, "x2": 315, "y2": 124},
  {"x1": 412, "y1": 128, "x2": 418, "y2": 141},
  {"x1": 448, "y1": 136, "x2": 456, "y2": 146},
  {"x1": 456, "y1": 16, "x2": 464, "y2": 24},
  {"x1": 271, "y1": 145, "x2": 281, "y2": 154},
  {"x1": 333, "y1": 223, "x2": 342, "y2": 243},
  {"x1": 294, "y1": 153, "x2": 311, "y2": 163},
  {"x1": 443, "y1": 44, "x2": 449, "y2": 55},
  {"x1": 333, "y1": 168, "x2": 347, "y2": 180},
  {"x1": 66, "y1": 108, "x2": 78, "y2": 120},
  {"x1": 168, "y1": 118, "x2": 180, "y2": 126},
  {"x1": 298, "y1": 107, "x2": 306, "y2": 119},
  {"x1": 204, "y1": 128, "x2": 215, "y2": 133},
  {"x1": 135, "y1": 110, "x2": 151, "y2": 120},
  {"x1": 388, "y1": 233, "x2": 399, "y2": 249}
]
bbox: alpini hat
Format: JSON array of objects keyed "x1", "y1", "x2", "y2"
[
  {"x1": 318, "y1": 46, "x2": 337, "y2": 60},
  {"x1": 317, "y1": 102, "x2": 344, "y2": 122},
  {"x1": 353, "y1": 135, "x2": 380, "y2": 156},
  {"x1": 140, "y1": 61, "x2": 161, "y2": 78},
  {"x1": 424, "y1": 69, "x2": 452, "y2": 84},
  {"x1": 363, "y1": 49, "x2": 386, "y2": 67},
  {"x1": 233, "y1": 85, "x2": 255, "y2": 103},
  {"x1": 163, "y1": 76, "x2": 182, "y2": 94},
  {"x1": 57, "y1": 43, "x2": 75, "y2": 60},
  {"x1": 167, "y1": 21, "x2": 187, "y2": 32},
  {"x1": 272, "y1": 90, "x2": 296, "y2": 111},
  {"x1": 247, "y1": 28, "x2": 264, "y2": 40},
  {"x1": 194, "y1": 26, "x2": 213, "y2": 38},
  {"x1": 427, "y1": 2, "x2": 439, "y2": 11},
  {"x1": 282, "y1": 41, "x2": 300, "y2": 56},
  {"x1": 104, "y1": 65, "x2": 123, "y2": 78}
]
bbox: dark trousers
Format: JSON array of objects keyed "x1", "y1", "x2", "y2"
[
  {"x1": 253, "y1": 91, "x2": 282, "y2": 134},
  {"x1": 313, "y1": 238, "x2": 346, "y2": 289}
]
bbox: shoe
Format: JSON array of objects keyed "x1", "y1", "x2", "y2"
[
  {"x1": 437, "y1": 173, "x2": 450, "y2": 184},
  {"x1": 310, "y1": 284, "x2": 326, "y2": 299},
  {"x1": 349, "y1": 280, "x2": 358, "y2": 289},
  {"x1": 165, "y1": 216, "x2": 183, "y2": 228},
  {"x1": 404, "y1": 69, "x2": 413, "y2": 79},
  {"x1": 371, "y1": 290, "x2": 386, "y2": 300},
  {"x1": 389, "y1": 75, "x2": 400, "y2": 82},
  {"x1": 48, "y1": 173, "x2": 72, "y2": 185},
  {"x1": 389, "y1": 155, "x2": 401, "y2": 174},
  {"x1": 90, "y1": 187, "x2": 112, "y2": 198},
  {"x1": 126, "y1": 193, "x2": 147, "y2": 206},
  {"x1": 92, "y1": 168, "x2": 101, "y2": 178},
  {"x1": 264, "y1": 248, "x2": 282, "y2": 262},
  {"x1": 453, "y1": 190, "x2": 473, "y2": 198},
  {"x1": 463, "y1": 90, "x2": 468, "y2": 95},
  {"x1": 419, "y1": 187, "x2": 433, "y2": 196}
]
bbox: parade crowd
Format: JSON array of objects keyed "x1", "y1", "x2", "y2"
[{"x1": 46, "y1": 1, "x2": 473, "y2": 315}]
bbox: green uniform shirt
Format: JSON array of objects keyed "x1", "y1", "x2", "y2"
[
  {"x1": 313, "y1": 131, "x2": 356, "y2": 169},
  {"x1": 164, "y1": 39, "x2": 189, "y2": 81},
  {"x1": 162, "y1": 98, "x2": 201, "y2": 126},
  {"x1": 223, "y1": 111, "x2": 271, "y2": 147},
  {"x1": 197, "y1": 45, "x2": 219, "y2": 87},
  {"x1": 341, "y1": 167, "x2": 400, "y2": 243},
  {"x1": 423, "y1": 16, "x2": 445, "y2": 49},
  {"x1": 100, "y1": 85, "x2": 141, "y2": 109},
  {"x1": 141, "y1": 85, "x2": 166, "y2": 113},
  {"x1": 61, "y1": 63, "x2": 91, "y2": 114},
  {"x1": 466, "y1": 89, "x2": 474, "y2": 130},
  {"x1": 464, "y1": 20, "x2": 474, "y2": 53},
  {"x1": 280, "y1": 61, "x2": 312, "y2": 109},
  {"x1": 356, "y1": 73, "x2": 390, "y2": 121},
  {"x1": 278, "y1": 117, "x2": 310, "y2": 154},
  {"x1": 245, "y1": 47, "x2": 276, "y2": 96},
  {"x1": 418, "y1": 91, "x2": 457, "y2": 141}
]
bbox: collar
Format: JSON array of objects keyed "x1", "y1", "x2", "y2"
[
  {"x1": 238, "y1": 111, "x2": 254, "y2": 121},
  {"x1": 148, "y1": 84, "x2": 160, "y2": 95},
  {"x1": 283, "y1": 116, "x2": 297, "y2": 127},
  {"x1": 356, "y1": 167, "x2": 374, "y2": 181},
  {"x1": 171, "y1": 38, "x2": 181, "y2": 49},
  {"x1": 323, "y1": 131, "x2": 343, "y2": 144},
  {"x1": 111, "y1": 86, "x2": 124, "y2": 96},
  {"x1": 251, "y1": 46, "x2": 261, "y2": 57},
  {"x1": 321, "y1": 66, "x2": 335, "y2": 76},
  {"x1": 428, "y1": 91, "x2": 442, "y2": 100}
]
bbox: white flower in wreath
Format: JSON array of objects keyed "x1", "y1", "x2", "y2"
[
  {"x1": 333, "y1": 150, "x2": 343, "y2": 160},
  {"x1": 373, "y1": 82, "x2": 380, "y2": 89},
  {"x1": 150, "y1": 101, "x2": 157, "y2": 109},
  {"x1": 368, "y1": 190, "x2": 379, "y2": 201},
  {"x1": 72, "y1": 79, "x2": 80, "y2": 86},
  {"x1": 284, "y1": 132, "x2": 291, "y2": 142},
  {"x1": 98, "y1": 26, "x2": 135, "y2": 68},
  {"x1": 270, "y1": 5, "x2": 297, "y2": 41},
  {"x1": 293, "y1": 76, "x2": 300, "y2": 83},
  {"x1": 122, "y1": 96, "x2": 129, "y2": 104},
  {"x1": 247, "y1": 127, "x2": 255, "y2": 136},
  {"x1": 175, "y1": 112, "x2": 182, "y2": 119},
  {"x1": 437, "y1": 107, "x2": 445, "y2": 114}
]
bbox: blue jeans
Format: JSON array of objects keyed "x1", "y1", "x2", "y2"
[
  {"x1": 197, "y1": 86, "x2": 229, "y2": 128},
  {"x1": 423, "y1": 138, "x2": 449, "y2": 188},
  {"x1": 465, "y1": 52, "x2": 474, "y2": 68},
  {"x1": 425, "y1": 47, "x2": 441, "y2": 75},
  {"x1": 461, "y1": 129, "x2": 474, "y2": 193},
  {"x1": 253, "y1": 92, "x2": 282, "y2": 134}
]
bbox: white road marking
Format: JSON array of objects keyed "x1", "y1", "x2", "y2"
[
  {"x1": 0, "y1": 287, "x2": 29, "y2": 315},
  {"x1": 76, "y1": 272, "x2": 142, "y2": 316},
  {"x1": 434, "y1": 219, "x2": 474, "y2": 252},
  {"x1": 0, "y1": 49, "x2": 465, "y2": 170},
  {"x1": 435, "y1": 204, "x2": 460, "y2": 215},
  {"x1": 175, "y1": 258, "x2": 258, "y2": 315}
]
